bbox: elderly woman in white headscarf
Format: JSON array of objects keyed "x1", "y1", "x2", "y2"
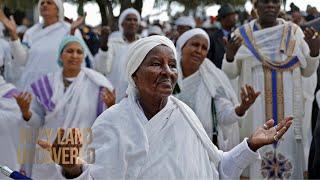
[
  {"x1": 175, "y1": 28, "x2": 260, "y2": 151},
  {"x1": 0, "y1": 0, "x2": 89, "y2": 89},
  {"x1": 14, "y1": 35, "x2": 114, "y2": 179},
  {"x1": 35, "y1": 35, "x2": 293, "y2": 179}
]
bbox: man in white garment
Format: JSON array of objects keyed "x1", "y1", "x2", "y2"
[
  {"x1": 93, "y1": 8, "x2": 140, "y2": 102},
  {"x1": 36, "y1": 35, "x2": 293, "y2": 180},
  {"x1": 222, "y1": 0, "x2": 320, "y2": 178}
]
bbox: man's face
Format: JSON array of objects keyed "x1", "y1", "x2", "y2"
[
  {"x1": 223, "y1": 13, "x2": 237, "y2": 28},
  {"x1": 256, "y1": 0, "x2": 281, "y2": 24},
  {"x1": 122, "y1": 14, "x2": 138, "y2": 36}
]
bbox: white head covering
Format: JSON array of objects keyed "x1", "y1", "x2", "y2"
[
  {"x1": 176, "y1": 28, "x2": 238, "y2": 105},
  {"x1": 38, "y1": 0, "x2": 64, "y2": 21},
  {"x1": 148, "y1": 25, "x2": 163, "y2": 36},
  {"x1": 118, "y1": 8, "x2": 141, "y2": 34},
  {"x1": 126, "y1": 35, "x2": 176, "y2": 95},
  {"x1": 175, "y1": 16, "x2": 196, "y2": 28}
]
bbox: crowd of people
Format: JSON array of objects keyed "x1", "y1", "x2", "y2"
[{"x1": 0, "y1": 0, "x2": 319, "y2": 179}]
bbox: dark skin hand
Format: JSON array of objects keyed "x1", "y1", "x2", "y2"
[
  {"x1": 38, "y1": 128, "x2": 84, "y2": 179},
  {"x1": 235, "y1": 84, "x2": 260, "y2": 116},
  {"x1": 100, "y1": 26, "x2": 111, "y2": 51},
  {"x1": 225, "y1": 35, "x2": 243, "y2": 62},
  {"x1": 247, "y1": 116, "x2": 293, "y2": 151},
  {"x1": 101, "y1": 88, "x2": 116, "y2": 107},
  {"x1": 14, "y1": 92, "x2": 32, "y2": 121},
  {"x1": 304, "y1": 27, "x2": 320, "y2": 57}
]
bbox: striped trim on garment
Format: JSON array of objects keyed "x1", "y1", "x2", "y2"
[{"x1": 31, "y1": 75, "x2": 55, "y2": 112}]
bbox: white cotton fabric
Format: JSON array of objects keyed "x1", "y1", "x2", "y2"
[
  {"x1": 38, "y1": 0, "x2": 64, "y2": 21},
  {"x1": 222, "y1": 18, "x2": 320, "y2": 179},
  {"x1": 0, "y1": 79, "x2": 25, "y2": 179},
  {"x1": 28, "y1": 68, "x2": 113, "y2": 179},
  {"x1": 175, "y1": 16, "x2": 196, "y2": 28},
  {"x1": 118, "y1": 8, "x2": 141, "y2": 33},
  {"x1": 9, "y1": 21, "x2": 86, "y2": 90},
  {"x1": 45, "y1": 35, "x2": 259, "y2": 179},
  {"x1": 0, "y1": 97, "x2": 24, "y2": 179},
  {"x1": 176, "y1": 28, "x2": 241, "y2": 151},
  {"x1": 147, "y1": 25, "x2": 163, "y2": 36}
]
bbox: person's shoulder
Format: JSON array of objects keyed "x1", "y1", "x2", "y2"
[
  {"x1": 24, "y1": 23, "x2": 42, "y2": 36},
  {"x1": 92, "y1": 99, "x2": 130, "y2": 129}
]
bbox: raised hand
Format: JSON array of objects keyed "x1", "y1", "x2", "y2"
[
  {"x1": 235, "y1": 84, "x2": 260, "y2": 116},
  {"x1": 37, "y1": 128, "x2": 84, "y2": 178},
  {"x1": 13, "y1": 92, "x2": 32, "y2": 121},
  {"x1": 225, "y1": 34, "x2": 243, "y2": 62},
  {"x1": 101, "y1": 88, "x2": 116, "y2": 108},
  {"x1": 247, "y1": 116, "x2": 293, "y2": 151},
  {"x1": 304, "y1": 27, "x2": 320, "y2": 57},
  {"x1": 100, "y1": 26, "x2": 111, "y2": 51},
  {"x1": 70, "y1": 13, "x2": 86, "y2": 35},
  {"x1": 0, "y1": 10, "x2": 18, "y2": 40}
]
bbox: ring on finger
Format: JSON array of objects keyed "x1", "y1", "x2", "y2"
[
  {"x1": 312, "y1": 32, "x2": 319, "y2": 39},
  {"x1": 263, "y1": 124, "x2": 268, "y2": 130},
  {"x1": 273, "y1": 135, "x2": 279, "y2": 141}
]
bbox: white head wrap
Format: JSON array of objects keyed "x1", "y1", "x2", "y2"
[
  {"x1": 118, "y1": 8, "x2": 141, "y2": 34},
  {"x1": 38, "y1": 0, "x2": 64, "y2": 21},
  {"x1": 147, "y1": 25, "x2": 163, "y2": 36},
  {"x1": 175, "y1": 16, "x2": 196, "y2": 28},
  {"x1": 126, "y1": 35, "x2": 176, "y2": 95}
]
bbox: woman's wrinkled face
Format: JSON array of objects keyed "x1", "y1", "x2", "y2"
[
  {"x1": 133, "y1": 45, "x2": 178, "y2": 98},
  {"x1": 40, "y1": 0, "x2": 59, "y2": 19},
  {"x1": 60, "y1": 42, "x2": 84, "y2": 71},
  {"x1": 181, "y1": 34, "x2": 208, "y2": 67}
]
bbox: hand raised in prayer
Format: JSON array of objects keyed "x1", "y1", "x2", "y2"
[
  {"x1": 101, "y1": 88, "x2": 116, "y2": 108},
  {"x1": 0, "y1": 10, "x2": 18, "y2": 40},
  {"x1": 100, "y1": 26, "x2": 111, "y2": 51},
  {"x1": 304, "y1": 27, "x2": 320, "y2": 57},
  {"x1": 70, "y1": 13, "x2": 86, "y2": 35},
  {"x1": 247, "y1": 116, "x2": 293, "y2": 151},
  {"x1": 38, "y1": 128, "x2": 84, "y2": 178},
  {"x1": 13, "y1": 92, "x2": 32, "y2": 121},
  {"x1": 225, "y1": 34, "x2": 243, "y2": 62},
  {"x1": 235, "y1": 84, "x2": 260, "y2": 116}
]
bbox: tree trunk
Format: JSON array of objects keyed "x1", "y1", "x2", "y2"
[
  {"x1": 96, "y1": 0, "x2": 108, "y2": 25},
  {"x1": 133, "y1": 0, "x2": 143, "y2": 14},
  {"x1": 106, "y1": 0, "x2": 116, "y2": 30},
  {"x1": 77, "y1": 0, "x2": 84, "y2": 16}
]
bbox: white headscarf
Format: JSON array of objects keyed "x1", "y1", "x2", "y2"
[
  {"x1": 148, "y1": 25, "x2": 163, "y2": 36},
  {"x1": 175, "y1": 16, "x2": 196, "y2": 28},
  {"x1": 176, "y1": 28, "x2": 238, "y2": 105},
  {"x1": 125, "y1": 35, "x2": 176, "y2": 96},
  {"x1": 38, "y1": 0, "x2": 64, "y2": 21},
  {"x1": 118, "y1": 8, "x2": 141, "y2": 34}
]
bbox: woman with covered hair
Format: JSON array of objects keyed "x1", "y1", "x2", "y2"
[
  {"x1": 174, "y1": 28, "x2": 259, "y2": 151},
  {"x1": 36, "y1": 35, "x2": 292, "y2": 179},
  {"x1": 14, "y1": 35, "x2": 115, "y2": 179},
  {"x1": 0, "y1": 0, "x2": 89, "y2": 89}
]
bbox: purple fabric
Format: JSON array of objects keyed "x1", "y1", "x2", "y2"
[
  {"x1": 31, "y1": 75, "x2": 55, "y2": 111},
  {"x1": 3, "y1": 88, "x2": 19, "y2": 98},
  {"x1": 97, "y1": 87, "x2": 106, "y2": 117}
]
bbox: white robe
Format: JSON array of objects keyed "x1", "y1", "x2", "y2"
[
  {"x1": 177, "y1": 59, "x2": 244, "y2": 151},
  {"x1": 26, "y1": 68, "x2": 113, "y2": 179},
  {"x1": 46, "y1": 94, "x2": 259, "y2": 179},
  {"x1": 9, "y1": 21, "x2": 87, "y2": 90},
  {"x1": 222, "y1": 19, "x2": 320, "y2": 179},
  {"x1": 0, "y1": 79, "x2": 24, "y2": 179}
]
